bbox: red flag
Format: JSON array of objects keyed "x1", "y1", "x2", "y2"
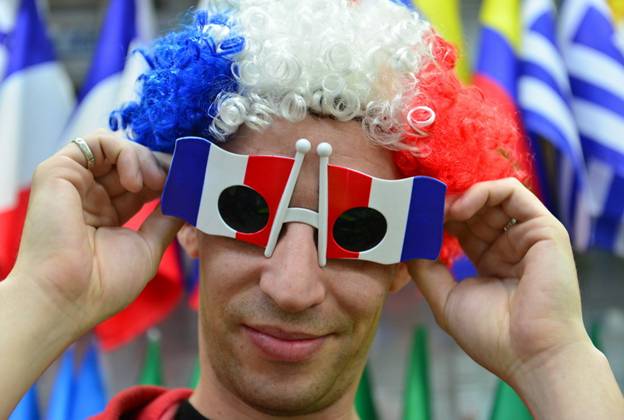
[{"x1": 0, "y1": 190, "x2": 29, "y2": 279}]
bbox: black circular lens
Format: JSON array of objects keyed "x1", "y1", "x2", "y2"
[
  {"x1": 333, "y1": 207, "x2": 387, "y2": 252},
  {"x1": 218, "y1": 185, "x2": 269, "y2": 233}
]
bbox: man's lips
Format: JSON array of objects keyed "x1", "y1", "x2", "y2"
[{"x1": 243, "y1": 325, "x2": 329, "y2": 362}]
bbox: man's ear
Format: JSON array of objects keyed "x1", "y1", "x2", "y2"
[
  {"x1": 389, "y1": 262, "x2": 412, "y2": 293},
  {"x1": 177, "y1": 224, "x2": 199, "y2": 258}
]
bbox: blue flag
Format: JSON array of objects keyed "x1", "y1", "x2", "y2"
[
  {"x1": 70, "y1": 341, "x2": 107, "y2": 420},
  {"x1": 560, "y1": 0, "x2": 624, "y2": 256},
  {"x1": 46, "y1": 347, "x2": 76, "y2": 420},
  {"x1": 9, "y1": 385, "x2": 40, "y2": 420}
]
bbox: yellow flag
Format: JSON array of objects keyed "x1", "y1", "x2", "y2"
[
  {"x1": 413, "y1": 0, "x2": 470, "y2": 83},
  {"x1": 609, "y1": 0, "x2": 624, "y2": 23},
  {"x1": 479, "y1": 0, "x2": 522, "y2": 52}
]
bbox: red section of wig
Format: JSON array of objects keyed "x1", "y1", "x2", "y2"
[{"x1": 394, "y1": 34, "x2": 531, "y2": 265}]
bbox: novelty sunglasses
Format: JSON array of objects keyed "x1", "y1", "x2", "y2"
[{"x1": 161, "y1": 136, "x2": 446, "y2": 266}]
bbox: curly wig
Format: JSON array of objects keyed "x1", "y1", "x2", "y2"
[{"x1": 111, "y1": 0, "x2": 529, "y2": 264}]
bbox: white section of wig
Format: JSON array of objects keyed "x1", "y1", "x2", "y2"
[{"x1": 204, "y1": 0, "x2": 435, "y2": 149}]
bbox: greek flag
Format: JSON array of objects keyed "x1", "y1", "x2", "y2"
[
  {"x1": 518, "y1": 0, "x2": 593, "y2": 237},
  {"x1": 560, "y1": 0, "x2": 624, "y2": 255}
]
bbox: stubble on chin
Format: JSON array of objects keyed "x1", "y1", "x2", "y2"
[{"x1": 198, "y1": 291, "x2": 371, "y2": 416}]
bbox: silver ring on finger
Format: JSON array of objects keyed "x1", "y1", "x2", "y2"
[
  {"x1": 503, "y1": 217, "x2": 518, "y2": 232},
  {"x1": 71, "y1": 137, "x2": 96, "y2": 170}
]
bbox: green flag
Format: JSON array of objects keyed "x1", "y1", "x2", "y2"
[
  {"x1": 189, "y1": 357, "x2": 201, "y2": 389},
  {"x1": 489, "y1": 381, "x2": 533, "y2": 420},
  {"x1": 355, "y1": 364, "x2": 378, "y2": 420},
  {"x1": 403, "y1": 326, "x2": 430, "y2": 420},
  {"x1": 590, "y1": 320, "x2": 603, "y2": 351},
  {"x1": 139, "y1": 329, "x2": 163, "y2": 386}
]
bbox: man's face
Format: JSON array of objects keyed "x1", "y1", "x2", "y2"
[{"x1": 183, "y1": 117, "x2": 409, "y2": 416}]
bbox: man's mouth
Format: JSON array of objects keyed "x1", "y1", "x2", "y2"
[{"x1": 243, "y1": 325, "x2": 329, "y2": 363}]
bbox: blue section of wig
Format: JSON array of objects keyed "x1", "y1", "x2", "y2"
[{"x1": 109, "y1": 11, "x2": 244, "y2": 153}]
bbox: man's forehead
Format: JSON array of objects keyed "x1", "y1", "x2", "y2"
[{"x1": 224, "y1": 117, "x2": 400, "y2": 180}]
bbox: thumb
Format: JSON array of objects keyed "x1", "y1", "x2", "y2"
[
  {"x1": 407, "y1": 259, "x2": 456, "y2": 331},
  {"x1": 138, "y1": 204, "x2": 184, "y2": 272}
]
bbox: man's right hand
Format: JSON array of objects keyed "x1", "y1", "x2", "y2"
[{"x1": 10, "y1": 130, "x2": 183, "y2": 339}]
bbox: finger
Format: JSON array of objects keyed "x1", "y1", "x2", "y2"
[
  {"x1": 112, "y1": 189, "x2": 162, "y2": 225},
  {"x1": 138, "y1": 204, "x2": 184, "y2": 277},
  {"x1": 473, "y1": 216, "x2": 570, "y2": 278},
  {"x1": 449, "y1": 178, "x2": 550, "y2": 224},
  {"x1": 506, "y1": 216, "x2": 571, "y2": 266},
  {"x1": 82, "y1": 183, "x2": 119, "y2": 226},
  {"x1": 137, "y1": 147, "x2": 167, "y2": 191},
  {"x1": 95, "y1": 148, "x2": 165, "y2": 198},
  {"x1": 116, "y1": 145, "x2": 143, "y2": 193},
  {"x1": 473, "y1": 248, "x2": 519, "y2": 278},
  {"x1": 33, "y1": 155, "x2": 94, "y2": 198},
  {"x1": 407, "y1": 259, "x2": 456, "y2": 331},
  {"x1": 59, "y1": 132, "x2": 144, "y2": 192},
  {"x1": 153, "y1": 152, "x2": 172, "y2": 172},
  {"x1": 462, "y1": 207, "x2": 510, "y2": 243},
  {"x1": 445, "y1": 221, "x2": 490, "y2": 264},
  {"x1": 95, "y1": 171, "x2": 126, "y2": 198},
  {"x1": 58, "y1": 130, "x2": 121, "y2": 176}
]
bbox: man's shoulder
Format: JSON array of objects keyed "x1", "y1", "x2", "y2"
[{"x1": 90, "y1": 385, "x2": 193, "y2": 420}]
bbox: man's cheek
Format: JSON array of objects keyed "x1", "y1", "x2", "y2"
[{"x1": 331, "y1": 276, "x2": 388, "y2": 319}]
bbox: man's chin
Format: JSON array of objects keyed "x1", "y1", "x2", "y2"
[
  {"x1": 230, "y1": 376, "x2": 336, "y2": 416},
  {"x1": 215, "y1": 351, "x2": 348, "y2": 416}
]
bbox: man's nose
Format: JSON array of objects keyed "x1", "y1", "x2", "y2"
[{"x1": 259, "y1": 223, "x2": 326, "y2": 313}]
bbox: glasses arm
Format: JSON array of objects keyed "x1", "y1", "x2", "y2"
[{"x1": 316, "y1": 143, "x2": 332, "y2": 267}]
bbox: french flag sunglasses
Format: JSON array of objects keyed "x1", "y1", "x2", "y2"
[{"x1": 161, "y1": 136, "x2": 446, "y2": 266}]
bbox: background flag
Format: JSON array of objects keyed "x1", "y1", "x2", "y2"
[
  {"x1": 390, "y1": 0, "x2": 416, "y2": 10},
  {"x1": 0, "y1": 0, "x2": 74, "y2": 279},
  {"x1": 70, "y1": 340, "x2": 107, "y2": 420},
  {"x1": 46, "y1": 347, "x2": 76, "y2": 420},
  {"x1": 413, "y1": 0, "x2": 470, "y2": 82},
  {"x1": 609, "y1": 0, "x2": 624, "y2": 22},
  {"x1": 474, "y1": 0, "x2": 543, "y2": 200},
  {"x1": 489, "y1": 381, "x2": 532, "y2": 420},
  {"x1": 560, "y1": 0, "x2": 624, "y2": 256},
  {"x1": 403, "y1": 326, "x2": 430, "y2": 420},
  {"x1": 0, "y1": 0, "x2": 19, "y2": 79},
  {"x1": 518, "y1": 0, "x2": 592, "y2": 233},
  {"x1": 71, "y1": 0, "x2": 183, "y2": 351},
  {"x1": 355, "y1": 364, "x2": 378, "y2": 420},
  {"x1": 139, "y1": 329, "x2": 164, "y2": 386},
  {"x1": 8, "y1": 385, "x2": 39, "y2": 420},
  {"x1": 590, "y1": 319, "x2": 604, "y2": 350},
  {"x1": 189, "y1": 357, "x2": 201, "y2": 389},
  {"x1": 62, "y1": 0, "x2": 155, "y2": 139},
  {"x1": 474, "y1": 0, "x2": 522, "y2": 112}
]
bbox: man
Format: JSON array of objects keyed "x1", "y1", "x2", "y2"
[{"x1": 1, "y1": 1, "x2": 623, "y2": 419}]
